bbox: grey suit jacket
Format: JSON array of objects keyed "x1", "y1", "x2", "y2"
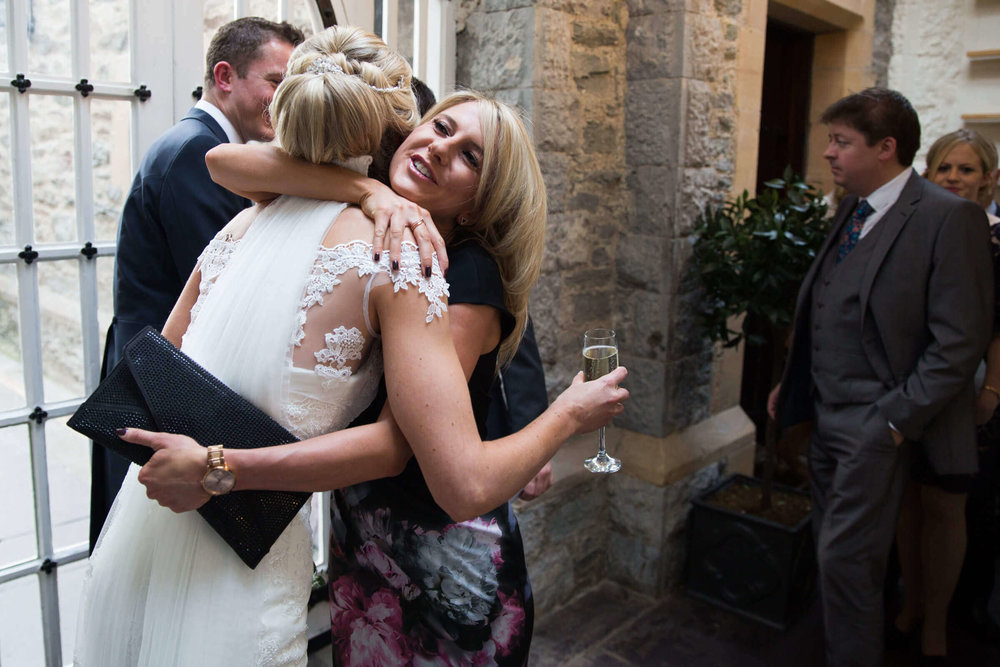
[{"x1": 778, "y1": 171, "x2": 993, "y2": 475}]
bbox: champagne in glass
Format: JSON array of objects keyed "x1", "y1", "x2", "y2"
[{"x1": 582, "y1": 328, "x2": 621, "y2": 473}]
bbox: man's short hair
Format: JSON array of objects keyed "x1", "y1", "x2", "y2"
[
  {"x1": 204, "y1": 17, "x2": 305, "y2": 88},
  {"x1": 820, "y1": 87, "x2": 921, "y2": 167}
]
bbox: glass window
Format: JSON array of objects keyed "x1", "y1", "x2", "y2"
[
  {"x1": 30, "y1": 95, "x2": 76, "y2": 245},
  {"x1": 0, "y1": 0, "x2": 8, "y2": 73},
  {"x1": 37, "y1": 261, "x2": 85, "y2": 401},
  {"x1": 91, "y1": 99, "x2": 131, "y2": 243},
  {"x1": 287, "y1": 0, "x2": 317, "y2": 37},
  {"x1": 0, "y1": 574, "x2": 44, "y2": 665},
  {"x1": 27, "y1": 0, "x2": 73, "y2": 77},
  {"x1": 0, "y1": 264, "x2": 25, "y2": 413},
  {"x1": 90, "y1": 0, "x2": 131, "y2": 83},
  {"x1": 0, "y1": 424, "x2": 37, "y2": 567},
  {"x1": 97, "y1": 256, "x2": 114, "y2": 360},
  {"x1": 248, "y1": 0, "x2": 279, "y2": 21},
  {"x1": 46, "y1": 416, "x2": 90, "y2": 552},
  {"x1": 204, "y1": 0, "x2": 235, "y2": 56},
  {"x1": 396, "y1": 0, "x2": 415, "y2": 67},
  {"x1": 57, "y1": 557, "x2": 89, "y2": 660},
  {"x1": 0, "y1": 92, "x2": 13, "y2": 247}
]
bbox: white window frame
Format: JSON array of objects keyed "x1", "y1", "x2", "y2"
[{"x1": 0, "y1": 2, "x2": 454, "y2": 663}]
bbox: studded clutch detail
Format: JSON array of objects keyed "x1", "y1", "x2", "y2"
[{"x1": 68, "y1": 327, "x2": 308, "y2": 569}]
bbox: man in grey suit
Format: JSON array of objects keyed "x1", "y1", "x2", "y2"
[
  {"x1": 771, "y1": 88, "x2": 993, "y2": 666},
  {"x1": 90, "y1": 17, "x2": 303, "y2": 548}
]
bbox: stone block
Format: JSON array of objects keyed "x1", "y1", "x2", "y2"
[
  {"x1": 617, "y1": 356, "x2": 668, "y2": 435},
  {"x1": 714, "y1": 0, "x2": 742, "y2": 17},
  {"x1": 626, "y1": 12, "x2": 684, "y2": 80},
  {"x1": 572, "y1": 50, "x2": 613, "y2": 78},
  {"x1": 615, "y1": 288, "x2": 670, "y2": 360},
  {"x1": 665, "y1": 351, "x2": 713, "y2": 430},
  {"x1": 627, "y1": 0, "x2": 687, "y2": 16},
  {"x1": 625, "y1": 78, "x2": 683, "y2": 166},
  {"x1": 456, "y1": 8, "x2": 534, "y2": 90},
  {"x1": 535, "y1": 92, "x2": 581, "y2": 152},
  {"x1": 607, "y1": 530, "x2": 663, "y2": 593},
  {"x1": 573, "y1": 21, "x2": 623, "y2": 48},
  {"x1": 616, "y1": 234, "x2": 666, "y2": 293},
  {"x1": 538, "y1": 151, "x2": 571, "y2": 214},
  {"x1": 627, "y1": 166, "x2": 677, "y2": 235},
  {"x1": 583, "y1": 120, "x2": 619, "y2": 155},
  {"x1": 682, "y1": 12, "x2": 725, "y2": 81}
]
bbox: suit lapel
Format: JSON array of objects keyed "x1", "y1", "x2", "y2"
[
  {"x1": 184, "y1": 107, "x2": 230, "y2": 144},
  {"x1": 858, "y1": 172, "x2": 922, "y2": 317}
]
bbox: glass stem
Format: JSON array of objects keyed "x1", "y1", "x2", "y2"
[{"x1": 597, "y1": 426, "x2": 607, "y2": 458}]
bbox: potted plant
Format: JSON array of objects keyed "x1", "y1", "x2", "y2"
[{"x1": 683, "y1": 167, "x2": 829, "y2": 628}]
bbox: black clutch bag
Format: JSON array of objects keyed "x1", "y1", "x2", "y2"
[{"x1": 68, "y1": 327, "x2": 309, "y2": 569}]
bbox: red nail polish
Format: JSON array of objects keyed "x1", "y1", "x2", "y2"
[
  {"x1": 424, "y1": 266, "x2": 431, "y2": 278},
  {"x1": 115, "y1": 428, "x2": 128, "y2": 437},
  {"x1": 392, "y1": 260, "x2": 399, "y2": 272},
  {"x1": 374, "y1": 252, "x2": 380, "y2": 262}
]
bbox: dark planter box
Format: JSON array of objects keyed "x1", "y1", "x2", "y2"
[{"x1": 684, "y1": 474, "x2": 816, "y2": 630}]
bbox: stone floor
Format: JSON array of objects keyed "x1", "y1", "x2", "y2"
[{"x1": 529, "y1": 581, "x2": 1000, "y2": 666}]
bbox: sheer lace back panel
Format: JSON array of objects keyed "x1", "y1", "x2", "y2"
[{"x1": 187, "y1": 199, "x2": 448, "y2": 439}]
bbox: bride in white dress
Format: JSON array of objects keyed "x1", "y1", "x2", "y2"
[{"x1": 74, "y1": 27, "x2": 426, "y2": 666}]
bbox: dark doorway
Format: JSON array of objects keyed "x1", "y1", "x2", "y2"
[
  {"x1": 742, "y1": 20, "x2": 815, "y2": 482},
  {"x1": 755, "y1": 21, "x2": 814, "y2": 188}
]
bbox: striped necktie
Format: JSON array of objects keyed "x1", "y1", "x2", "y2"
[{"x1": 835, "y1": 199, "x2": 874, "y2": 264}]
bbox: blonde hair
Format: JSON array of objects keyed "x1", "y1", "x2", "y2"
[
  {"x1": 923, "y1": 129, "x2": 998, "y2": 207},
  {"x1": 269, "y1": 26, "x2": 418, "y2": 164},
  {"x1": 424, "y1": 92, "x2": 547, "y2": 369}
]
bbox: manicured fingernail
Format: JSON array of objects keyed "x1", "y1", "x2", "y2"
[
  {"x1": 424, "y1": 266, "x2": 431, "y2": 278},
  {"x1": 373, "y1": 252, "x2": 380, "y2": 262},
  {"x1": 392, "y1": 260, "x2": 399, "y2": 272},
  {"x1": 115, "y1": 428, "x2": 128, "y2": 437}
]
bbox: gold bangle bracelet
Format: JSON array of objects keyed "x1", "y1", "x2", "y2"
[{"x1": 984, "y1": 384, "x2": 1000, "y2": 400}]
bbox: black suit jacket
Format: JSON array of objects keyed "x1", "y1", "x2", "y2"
[
  {"x1": 778, "y1": 171, "x2": 993, "y2": 475},
  {"x1": 107, "y1": 107, "x2": 251, "y2": 368}
]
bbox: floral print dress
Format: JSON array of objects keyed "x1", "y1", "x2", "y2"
[{"x1": 328, "y1": 242, "x2": 533, "y2": 666}]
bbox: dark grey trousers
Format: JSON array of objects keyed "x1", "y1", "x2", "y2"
[{"x1": 810, "y1": 400, "x2": 910, "y2": 667}]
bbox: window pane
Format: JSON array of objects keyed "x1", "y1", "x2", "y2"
[
  {"x1": 57, "y1": 557, "x2": 88, "y2": 660},
  {"x1": 0, "y1": 574, "x2": 44, "y2": 666},
  {"x1": 98, "y1": 256, "x2": 114, "y2": 358},
  {"x1": 27, "y1": 0, "x2": 73, "y2": 77},
  {"x1": 0, "y1": 0, "x2": 8, "y2": 73},
  {"x1": 248, "y1": 0, "x2": 279, "y2": 21},
  {"x1": 0, "y1": 424, "x2": 37, "y2": 567},
  {"x1": 91, "y1": 99, "x2": 131, "y2": 243},
  {"x1": 0, "y1": 92, "x2": 12, "y2": 247},
  {"x1": 90, "y1": 0, "x2": 131, "y2": 83},
  {"x1": 288, "y1": 0, "x2": 317, "y2": 36},
  {"x1": 30, "y1": 95, "x2": 76, "y2": 245},
  {"x1": 46, "y1": 416, "x2": 90, "y2": 552},
  {"x1": 0, "y1": 264, "x2": 24, "y2": 413},
  {"x1": 396, "y1": 0, "x2": 415, "y2": 67},
  {"x1": 38, "y1": 261, "x2": 85, "y2": 400},
  {"x1": 205, "y1": 0, "x2": 235, "y2": 56}
]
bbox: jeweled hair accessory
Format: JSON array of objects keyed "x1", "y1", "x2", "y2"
[{"x1": 305, "y1": 54, "x2": 407, "y2": 93}]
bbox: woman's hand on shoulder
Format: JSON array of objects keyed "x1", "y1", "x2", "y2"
[
  {"x1": 122, "y1": 428, "x2": 211, "y2": 512},
  {"x1": 551, "y1": 366, "x2": 629, "y2": 436},
  {"x1": 364, "y1": 183, "x2": 447, "y2": 275}
]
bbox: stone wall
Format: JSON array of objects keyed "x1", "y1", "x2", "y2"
[{"x1": 456, "y1": 0, "x2": 759, "y2": 607}]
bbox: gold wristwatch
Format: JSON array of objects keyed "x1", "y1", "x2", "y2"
[{"x1": 201, "y1": 445, "x2": 235, "y2": 496}]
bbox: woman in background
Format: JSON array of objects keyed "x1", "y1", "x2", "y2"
[{"x1": 892, "y1": 128, "x2": 999, "y2": 662}]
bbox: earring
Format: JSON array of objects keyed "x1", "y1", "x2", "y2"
[{"x1": 459, "y1": 216, "x2": 469, "y2": 226}]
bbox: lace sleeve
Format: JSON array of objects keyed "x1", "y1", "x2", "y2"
[{"x1": 386, "y1": 243, "x2": 449, "y2": 323}]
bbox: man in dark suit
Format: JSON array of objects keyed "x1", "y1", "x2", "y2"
[
  {"x1": 89, "y1": 17, "x2": 304, "y2": 548},
  {"x1": 771, "y1": 88, "x2": 993, "y2": 666}
]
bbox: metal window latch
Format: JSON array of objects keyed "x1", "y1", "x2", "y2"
[
  {"x1": 18, "y1": 245, "x2": 39, "y2": 264},
  {"x1": 134, "y1": 84, "x2": 151, "y2": 101},
  {"x1": 81, "y1": 242, "x2": 98, "y2": 259},
  {"x1": 29, "y1": 406, "x2": 48, "y2": 423},
  {"x1": 76, "y1": 78, "x2": 94, "y2": 97},
  {"x1": 11, "y1": 73, "x2": 31, "y2": 93},
  {"x1": 40, "y1": 558, "x2": 57, "y2": 575},
  {"x1": 192, "y1": 85, "x2": 203, "y2": 101}
]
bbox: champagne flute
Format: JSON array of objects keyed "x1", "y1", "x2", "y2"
[{"x1": 582, "y1": 328, "x2": 621, "y2": 473}]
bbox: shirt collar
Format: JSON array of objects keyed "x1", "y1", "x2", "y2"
[
  {"x1": 195, "y1": 99, "x2": 243, "y2": 145},
  {"x1": 862, "y1": 167, "x2": 912, "y2": 215}
]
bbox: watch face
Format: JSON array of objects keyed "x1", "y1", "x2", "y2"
[{"x1": 203, "y1": 468, "x2": 235, "y2": 495}]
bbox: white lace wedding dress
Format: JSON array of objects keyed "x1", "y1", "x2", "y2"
[{"x1": 74, "y1": 174, "x2": 447, "y2": 666}]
